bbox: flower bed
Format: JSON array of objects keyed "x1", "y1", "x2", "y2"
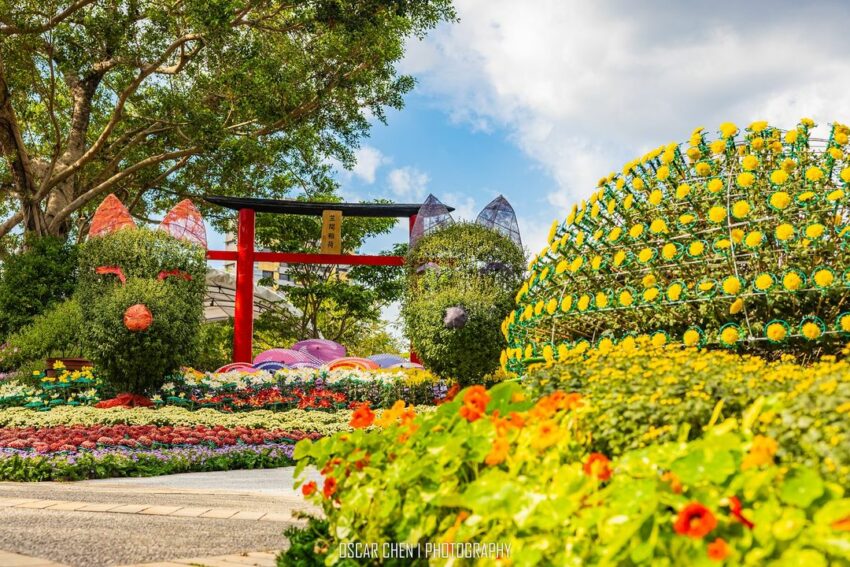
[
  {"x1": 0, "y1": 443, "x2": 296, "y2": 481},
  {"x1": 284, "y1": 361, "x2": 850, "y2": 565}
]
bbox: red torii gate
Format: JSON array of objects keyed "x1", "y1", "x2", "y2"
[{"x1": 203, "y1": 196, "x2": 451, "y2": 363}]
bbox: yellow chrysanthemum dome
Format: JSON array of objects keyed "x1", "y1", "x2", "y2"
[{"x1": 506, "y1": 119, "x2": 850, "y2": 372}]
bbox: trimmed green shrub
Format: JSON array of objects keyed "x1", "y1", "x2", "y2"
[
  {"x1": 402, "y1": 223, "x2": 524, "y2": 385},
  {"x1": 0, "y1": 236, "x2": 77, "y2": 339},
  {"x1": 77, "y1": 229, "x2": 205, "y2": 393}
]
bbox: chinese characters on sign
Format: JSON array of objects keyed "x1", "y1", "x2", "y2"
[{"x1": 321, "y1": 210, "x2": 343, "y2": 254}]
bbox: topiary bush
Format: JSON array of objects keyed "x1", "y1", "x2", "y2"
[
  {"x1": 506, "y1": 119, "x2": 850, "y2": 373},
  {"x1": 0, "y1": 236, "x2": 77, "y2": 339},
  {"x1": 402, "y1": 222, "x2": 524, "y2": 385},
  {"x1": 77, "y1": 229, "x2": 205, "y2": 393}
]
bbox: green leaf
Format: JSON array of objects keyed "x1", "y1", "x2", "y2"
[{"x1": 780, "y1": 467, "x2": 824, "y2": 508}]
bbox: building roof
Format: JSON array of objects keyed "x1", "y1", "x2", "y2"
[{"x1": 204, "y1": 195, "x2": 453, "y2": 218}]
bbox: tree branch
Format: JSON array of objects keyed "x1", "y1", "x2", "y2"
[{"x1": 0, "y1": 0, "x2": 97, "y2": 35}]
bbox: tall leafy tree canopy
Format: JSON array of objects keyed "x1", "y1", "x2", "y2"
[{"x1": 0, "y1": 0, "x2": 455, "y2": 246}]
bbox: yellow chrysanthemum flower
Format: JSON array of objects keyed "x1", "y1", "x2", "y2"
[
  {"x1": 842, "y1": 168, "x2": 850, "y2": 183},
  {"x1": 619, "y1": 290, "x2": 633, "y2": 307},
  {"x1": 754, "y1": 273, "x2": 774, "y2": 291},
  {"x1": 546, "y1": 298, "x2": 558, "y2": 315},
  {"x1": 729, "y1": 298, "x2": 744, "y2": 314},
  {"x1": 607, "y1": 227, "x2": 623, "y2": 242},
  {"x1": 742, "y1": 155, "x2": 759, "y2": 171},
  {"x1": 720, "y1": 326, "x2": 740, "y2": 345},
  {"x1": 613, "y1": 250, "x2": 626, "y2": 267},
  {"x1": 707, "y1": 178, "x2": 724, "y2": 193},
  {"x1": 679, "y1": 213, "x2": 695, "y2": 225},
  {"x1": 805, "y1": 224, "x2": 825, "y2": 239},
  {"x1": 638, "y1": 247, "x2": 654, "y2": 263},
  {"x1": 737, "y1": 172, "x2": 755, "y2": 188},
  {"x1": 695, "y1": 162, "x2": 711, "y2": 176},
  {"x1": 745, "y1": 231, "x2": 763, "y2": 248},
  {"x1": 751, "y1": 137, "x2": 765, "y2": 150},
  {"x1": 591, "y1": 255, "x2": 603, "y2": 270},
  {"x1": 715, "y1": 238, "x2": 731, "y2": 249},
  {"x1": 569, "y1": 256, "x2": 584, "y2": 272},
  {"x1": 836, "y1": 131, "x2": 849, "y2": 145},
  {"x1": 829, "y1": 147, "x2": 844, "y2": 160},
  {"x1": 785, "y1": 129, "x2": 799, "y2": 144},
  {"x1": 708, "y1": 206, "x2": 727, "y2": 223},
  {"x1": 656, "y1": 166, "x2": 670, "y2": 181},
  {"x1": 802, "y1": 322, "x2": 822, "y2": 340},
  {"x1": 642, "y1": 274, "x2": 657, "y2": 287},
  {"x1": 662, "y1": 243, "x2": 678, "y2": 260},
  {"x1": 676, "y1": 183, "x2": 691, "y2": 199},
  {"x1": 595, "y1": 292, "x2": 609, "y2": 309},
  {"x1": 828, "y1": 190, "x2": 845, "y2": 202},
  {"x1": 650, "y1": 219, "x2": 668, "y2": 234},
  {"x1": 731, "y1": 200, "x2": 751, "y2": 219},
  {"x1": 781, "y1": 158, "x2": 796, "y2": 172},
  {"x1": 723, "y1": 276, "x2": 742, "y2": 295},
  {"x1": 667, "y1": 283, "x2": 683, "y2": 301},
  {"x1": 682, "y1": 329, "x2": 701, "y2": 346},
  {"x1": 769, "y1": 169, "x2": 788, "y2": 185},
  {"x1": 775, "y1": 224, "x2": 794, "y2": 241},
  {"x1": 749, "y1": 120, "x2": 768, "y2": 133},
  {"x1": 766, "y1": 323, "x2": 787, "y2": 342},
  {"x1": 555, "y1": 260, "x2": 568, "y2": 274},
  {"x1": 699, "y1": 280, "x2": 715, "y2": 292},
  {"x1": 805, "y1": 166, "x2": 825, "y2": 182},
  {"x1": 840, "y1": 315, "x2": 850, "y2": 333},
  {"x1": 731, "y1": 229, "x2": 745, "y2": 244},
  {"x1": 649, "y1": 189, "x2": 663, "y2": 205},
  {"x1": 623, "y1": 194, "x2": 634, "y2": 210},
  {"x1": 719, "y1": 122, "x2": 738, "y2": 139},
  {"x1": 814, "y1": 269, "x2": 834, "y2": 287},
  {"x1": 643, "y1": 287, "x2": 659, "y2": 302},
  {"x1": 633, "y1": 177, "x2": 645, "y2": 190},
  {"x1": 577, "y1": 294, "x2": 591, "y2": 311},
  {"x1": 709, "y1": 139, "x2": 726, "y2": 155},
  {"x1": 660, "y1": 150, "x2": 675, "y2": 164},
  {"x1": 689, "y1": 241, "x2": 705, "y2": 256},
  {"x1": 629, "y1": 224, "x2": 644, "y2": 238},
  {"x1": 769, "y1": 191, "x2": 791, "y2": 210},
  {"x1": 651, "y1": 333, "x2": 667, "y2": 347},
  {"x1": 561, "y1": 296, "x2": 573, "y2": 312},
  {"x1": 534, "y1": 301, "x2": 545, "y2": 315},
  {"x1": 783, "y1": 272, "x2": 802, "y2": 291}
]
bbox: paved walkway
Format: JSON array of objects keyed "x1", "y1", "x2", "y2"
[{"x1": 0, "y1": 468, "x2": 321, "y2": 567}]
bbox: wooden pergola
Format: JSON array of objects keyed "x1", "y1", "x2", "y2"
[{"x1": 203, "y1": 195, "x2": 453, "y2": 362}]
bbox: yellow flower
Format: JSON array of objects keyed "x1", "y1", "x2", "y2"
[
  {"x1": 667, "y1": 283, "x2": 683, "y2": 301},
  {"x1": 595, "y1": 292, "x2": 609, "y2": 309},
  {"x1": 710, "y1": 139, "x2": 726, "y2": 155},
  {"x1": 546, "y1": 298, "x2": 558, "y2": 315},
  {"x1": 619, "y1": 290, "x2": 634, "y2": 307},
  {"x1": 591, "y1": 255, "x2": 603, "y2": 270},
  {"x1": 723, "y1": 276, "x2": 742, "y2": 295},
  {"x1": 708, "y1": 206, "x2": 727, "y2": 223},
  {"x1": 686, "y1": 147, "x2": 702, "y2": 162},
  {"x1": 623, "y1": 194, "x2": 634, "y2": 210},
  {"x1": 805, "y1": 224, "x2": 825, "y2": 239},
  {"x1": 731, "y1": 200, "x2": 750, "y2": 219},
  {"x1": 754, "y1": 273, "x2": 774, "y2": 290},
  {"x1": 678, "y1": 213, "x2": 695, "y2": 225},
  {"x1": 737, "y1": 172, "x2": 755, "y2": 188},
  {"x1": 836, "y1": 131, "x2": 849, "y2": 145},
  {"x1": 662, "y1": 243, "x2": 678, "y2": 260},
  {"x1": 561, "y1": 296, "x2": 573, "y2": 312},
  {"x1": 688, "y1": 240, "x2": 705, "y2": 256},
  {"x1": 613, "y1": 250, "x2": 627, "y2": 267},
  {"x1": 745, "y1": 231, "x2": 764, "y2": 248},
  {"x1": 695, "y1": 162, "x2": 711, "y2": 176},
  {"x1": 699, "y1": 280, "x2": 715, "y2": 292},
  {"x1": 767, "y1": 322, "x2": 787, "y2": 342},
  {"x1": 742, "y1": 435, "x2": 778, "y2": 469},
  {"x1": 656, "y1": 166, "x2": 670, "y2": 181},
  {"x1": 555, "y1": 260, "x2": 568, "y2": 274},
  {"x1": 749, "y1": 120, "x2": 768, "y2": 133},
  {"x1": 719, "y1": 122, "x2": 738, "y2": 139},
  {"x1": 534, "y1": 301, "x2": 545, "y2": 316},
  {"x1": 638, "y1": 247, "x2": 654, "y2": 263},
  {"x1": 660, "y1": 149, "x2": 675, "y2": 164},
  {"x1": 785, "y1": 129, "x2": 799, "y2": 144},
  {"x1": 650, "y1": 219, "x2": 668, "y2": 234},
  {"x1": 633, "y1": 177, "x2": 645, "y2": 190},
  {"x1": 814, "y1": 269, "x2": 834, "y2": 287},
  {"x1": 577, "y1": 294, "x2": 591, "y2": 311},
  {"x1": 781, "y1": 158, "x2": 797, "y2": 172},
  {"x1": 742, "y1": 155, "x2": 759, "y2": 170},
  {"x1": 829, "y1": 147, "x2": 844, "y2": 160},
  {"x1": 783, "y1": 272, "x2": 802, "y2": 291},
  {"x1": 841, "y1": 167, "x2": 850, "y2": 183},
  {"x1": 775, "y1": 223, "x2": 794, "y2": 241},
  {"x1": 840, "y1": 315, "x2": 850, "y2": 333},
  {"x1": 702, "y1": 179, "x2": 723, "y2": 195},
  {"x1": 805, "y1": 166, "x2": 824, "y2": 182},
  {"x1": 569, "y1": 256, "x2": 584, "y2": 272},
  {"x1": 643, "y1": 287, "x2": 660, "y2": 302},
  {"x1": 828, "y1": 190, "x2": 845, "y2": 202},
  {"x1": 683, "y1": 329, "x2": 701, "y2": 346},
  {"x1": 802, "y1": 322, "x2": 822, "y2": 340},
  {"x1": 769, "y1": 169, "x2": 788, "y2": 185},
  {"x1": 651, "y1": 333, "x2": 667, "y2": 347},
  {"x1": 648, "y1": 189, "x2": 663, "y2": 205},
  {"x1": 720, "y1": 326, "x2": 739, "y2": 345},
  {"x1": 798, "y1": 191, "x2": 815, "y2": 203},
  {"x1": 769, "y1": 191, "x2": 791, "y2": 210},
  {"x1": 629, "y1": 224, "x2": 645, "y2": 238},
  {"x1": 731, "y1": 229, "x2": 744, "y2": 244},
  {"x1": 729, "y1": 297, "x2": 744, "y2": 314},
  {"x1": 676, "y1": 183, "x2": 691, "y2": 199},
  {"x1": 715, "y1": 238, "x2": 731, "y2": 250},
  {"x1": 642, "y1": 274, "x2": 657, "y2": 287},
  {"x1": 751, "y1": 137, "x2": 765, "y2": 150}
]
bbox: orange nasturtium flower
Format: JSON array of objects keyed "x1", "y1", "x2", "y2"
[
  {"x1": 674, "y1": 502, "x2": 717, "y2": 538},
  {"x1": 459, "y1": 385, "x2": 490, "y2": 422},
  {"x1": 301, "y1": 481, "x2": 317, "y2": 497},
  {"x1": 485, "y1": 436, "x2": 510, "y2": 466},
  {"x1": 531, "y1": 420, "x2": 561, "y2": 450},
  {"x1": 583, "y1": 453, "x2": 613, "y2": 481},
  {"x1": 322, "y1": 476, "x2": 338, "y2": 499},
  {"x1": 707, "y1": 538, "x2": 730, "y2": 561},
  {"x1": 741, "y1": 435, "x2": 778, "y2": 469},
  {"x1": 349, "y1": 402, "x2": 375, "y2": 429}
]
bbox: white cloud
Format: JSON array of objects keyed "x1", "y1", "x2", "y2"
[
  {"x1": 350, "y1": 145, "x2": 389, "y2": 184},
  {"x1": 387, "y1": 166, "x2": 430, "y2": 200},
  {"x1": 405, "y1": 0, "x2": 850, "y2": 218},
  {"x1": 442, "y1": 192, "x2": 477, "y2": 220}
]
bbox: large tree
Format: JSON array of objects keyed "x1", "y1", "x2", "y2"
[{"x1": 0, "y1": 0, "x2": 454, "y2": 245}]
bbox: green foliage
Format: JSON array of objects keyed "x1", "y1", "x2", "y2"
[
  {"x1": 0, "y1": 237, "x2": 77, "y2": 338},
  {"x1": 293, "y1": 381, "x2": 850, "y2": 566},
  {"x1": 0, "y1": 0, "x2": 456, "y2": 241},
  {"x1": 508, "y1": 119, "x2": 850, "y2": 374},
  {"x1": 191, "y1": 321, "x2": 234, "y2": 371},
  {"x1": 278, "y1": 515, "x2": 349, "y2": 567},
  {"x1": 1, "y1": 299, "x2": 84, "y2": 379},
  {"x1": 402, "y1": 223, "x2": 525, "y2": 384},
  {"x1": 77, "y1": 229, "x2": 206, "y2": 393}
]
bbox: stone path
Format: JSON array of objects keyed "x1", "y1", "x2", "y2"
[{"x1": 0, "y1": 468, "x2": 321, "y2": 567}]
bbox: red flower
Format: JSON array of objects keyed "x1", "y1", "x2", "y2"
[
  {"x1": 459, "y1": 386, "x2": 490, "y2": 422},
  {"x1": 728, "y1": 496, "x2": 754, "y2": 529},
  {"x1": 349, "y1": 403, "x2": 375, "y2": 429},
  {"x1": 674, "y1": 502, "x2": 717, "y2": 538},
  {"x1": 583, "y1": 453, "x2": 612, "y2": 481},
  {"x1": 322, "y1": 476, "x2": 337, "y2": 499},
  {"x1": 707, "y1": 538, "x2": 730, "y2": 561},
  {"x1": 301, "y1": 481, "x2": 317, "y2": 497}
]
